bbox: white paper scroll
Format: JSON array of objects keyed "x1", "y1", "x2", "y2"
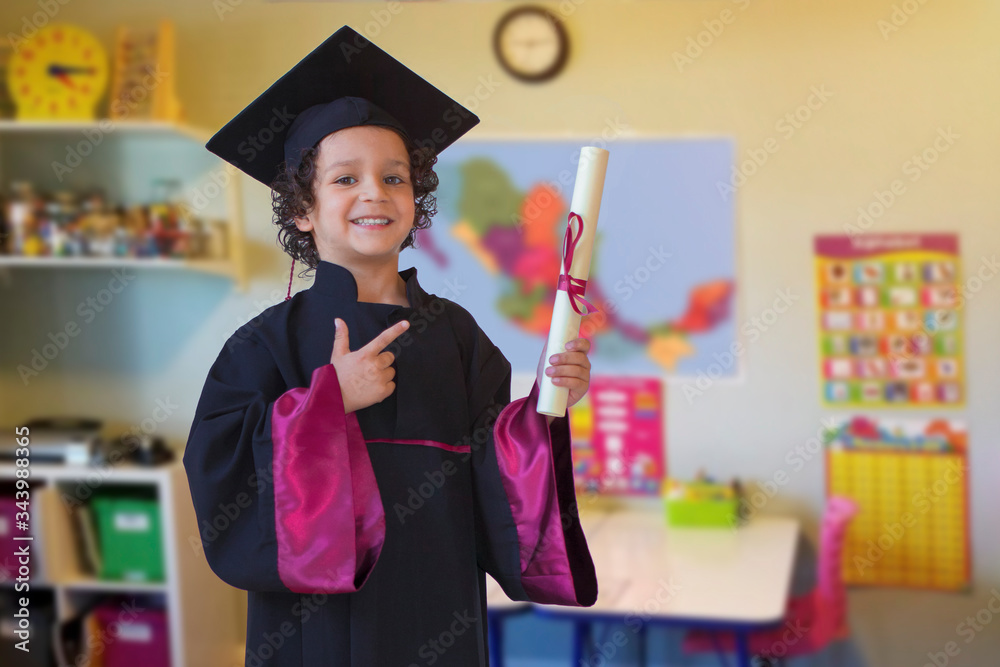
[{"x1": 537, "y1": 146, "x2": 609, "y2": 417}]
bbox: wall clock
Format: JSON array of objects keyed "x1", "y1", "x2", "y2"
[
  {"x1": 9, "y1": 24, "x2": 109, "y2": 121},
  {"x1": 493, "y1": 6, "x2": 569, "y2": 83}
]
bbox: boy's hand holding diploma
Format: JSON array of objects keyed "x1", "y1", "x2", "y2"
[
  {"x1": 331, "y1": 318, "x2": 410, "y2": 414},
  {"x1": 537, "y1": 337, "x2": 592, "y2": 425}
]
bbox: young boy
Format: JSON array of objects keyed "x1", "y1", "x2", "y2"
[{"x1": 184, "y1": 26, "x2": 597, "y2": 666}]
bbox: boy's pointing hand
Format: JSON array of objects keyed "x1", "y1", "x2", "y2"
[{"x1": 330, "y1": 318, "x2": 410, "y2": 414}]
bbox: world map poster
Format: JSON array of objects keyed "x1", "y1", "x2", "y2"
[{"x1": 405, "y1": 138, "x2": 737, "y2": 378}]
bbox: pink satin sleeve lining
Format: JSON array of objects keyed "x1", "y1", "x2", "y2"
[
  {"x1": 492, "y1": 379, "x2": 590, "y2": 605},
  {"x1": 271, "y1": 364, "x2": 385, "y2": 594}
]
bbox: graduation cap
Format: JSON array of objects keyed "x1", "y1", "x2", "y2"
[{"x1": 205, "y1": 25, "x2": 480, "y2": 188}]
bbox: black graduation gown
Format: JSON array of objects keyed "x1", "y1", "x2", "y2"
[{"x1": 182, "y1": 260, "x2": 597, "y2": 666}]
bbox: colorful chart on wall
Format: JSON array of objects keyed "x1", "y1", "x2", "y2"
[
  {"x1": 569, "y1": 376, "x2": 665, "y2": 495},
  {"x1": 814, "y1": 234, "x2": 963, "y2": 407},
  {"x1": 825, "y1": 416, "x2": 970, "y2": 591},
  {"x1": 406, "y1": 139, "x2": 737, "y2": 377}
]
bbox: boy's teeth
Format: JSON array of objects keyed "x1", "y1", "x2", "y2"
[{"x1": 353, "y1": 217, "x2": 390, "y2": 226}]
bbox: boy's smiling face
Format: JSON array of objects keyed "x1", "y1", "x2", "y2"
[{"x1": 294, "y1": 125, "x2": 415, "y2": 267}]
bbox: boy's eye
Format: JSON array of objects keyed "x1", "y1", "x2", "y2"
[
  {"x1": 334, "y1": 176, "x2": 356, "y2": 185},
  {"x1": 385, "y1": 176, "x2": 406, "y2": 185}
]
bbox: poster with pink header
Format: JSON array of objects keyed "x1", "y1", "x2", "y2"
[
  {"x1": 814, "y1": 233, "x2": 964, "y2": 408},
  {"x1": 570, "y1": 376, "x2": 665, "y2": 495}
]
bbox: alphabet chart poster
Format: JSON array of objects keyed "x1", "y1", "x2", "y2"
[
  {"x1": 814, "y1": 234, "x2": 964, "y2": 408},
  {"x1": 825, "y1": 417, "x2": 970, "y2": 591},
  {"x1": 569, "y1": 376, "x2": 665, "y2": 495}
]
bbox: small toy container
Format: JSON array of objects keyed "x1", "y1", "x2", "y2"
[{"x1": 663, "y1": 479, "x2": 739, "y2": 528}]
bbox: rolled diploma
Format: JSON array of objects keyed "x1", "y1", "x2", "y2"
[{"x1": 537, "y1": 146, "x2": 609, "y2": 417}]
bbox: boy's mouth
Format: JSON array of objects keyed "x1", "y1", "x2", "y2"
[{"x1": 351, "y1": 217, "x2": 393, "y2": 227}]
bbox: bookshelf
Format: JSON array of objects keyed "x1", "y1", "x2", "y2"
[
  {"x1": 0, "y1": 461, "x2": 241, "y2": 667},
  {"x1": 0, "y1": 118, "x2": 249, "y2": 665},
  {"x1": 0, "y1": 119, "x2": 248, "y2": 290}
]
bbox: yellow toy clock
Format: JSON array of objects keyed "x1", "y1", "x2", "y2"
[{"x1": 8, "y1": 24, "x2": 109, "y2": 120}]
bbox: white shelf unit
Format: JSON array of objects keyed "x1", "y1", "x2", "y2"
[
  {"x1": 0, "y1": 119, "x2": 248, "y2": 290},
  {"x1": 0, "y1": 462, "x2": 240, "y2": 667}
]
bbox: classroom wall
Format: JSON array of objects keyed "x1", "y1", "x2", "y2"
[{"x1": 1, "y1": 0, "x2": 998, "y2": 594}]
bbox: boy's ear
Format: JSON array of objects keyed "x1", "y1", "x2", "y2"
[{"x1": 293, "y1": 214, "x2": 313, "y2": 232}]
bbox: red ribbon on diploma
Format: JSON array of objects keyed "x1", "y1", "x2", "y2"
[{"x1": 557, "y1": 211, "x2": 599, "y2": 316}]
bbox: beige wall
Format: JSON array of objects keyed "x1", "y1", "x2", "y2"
[{"x1": 3, "y1": 0, "x2": 998, "y2": 586}]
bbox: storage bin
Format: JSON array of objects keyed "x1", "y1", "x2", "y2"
[
  {"x1": 0, "y1": 496, "x2": 18, "y2": 580},
  {"x1": 94, "y1": 603, "x2": 170, "y2": 667},
  {"x1": 91, "y1": 494, "x2": 164, "y2": 582}
]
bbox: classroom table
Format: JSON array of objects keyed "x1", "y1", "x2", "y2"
[{"x1": 535, "y1": 507, "x2": 800, "y2": 667}]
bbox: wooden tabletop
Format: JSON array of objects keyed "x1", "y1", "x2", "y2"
[{"x1": 534, "y1": 507, "x2": 800, "y2": 625}]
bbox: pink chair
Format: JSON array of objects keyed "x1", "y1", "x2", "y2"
[{"x1": 683, "y1": 496, "x2": 859, "y2": 663}]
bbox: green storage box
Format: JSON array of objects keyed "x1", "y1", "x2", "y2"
[
  {"x1": 664, "y1": 481, "x2": 739, "y2": 528},
  {"x1": 91, "y1": 494, "x2": 164, "y2": 582}
]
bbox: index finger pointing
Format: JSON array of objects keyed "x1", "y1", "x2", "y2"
[{"x1": 363, "y1": 319, "x2": 411, "y2": 353}]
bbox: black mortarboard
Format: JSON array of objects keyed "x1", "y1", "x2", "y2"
[{"x1": 205, "y1": 25, "x2": 480, "y2": 187}]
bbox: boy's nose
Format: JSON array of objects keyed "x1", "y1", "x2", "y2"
[{"x1": 359, "y1": 181, "x2": 389, "y2": 202}]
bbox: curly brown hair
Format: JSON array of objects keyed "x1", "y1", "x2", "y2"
[{"x1": 270, "y1": 127, "x2": 439, "y2": 273}]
